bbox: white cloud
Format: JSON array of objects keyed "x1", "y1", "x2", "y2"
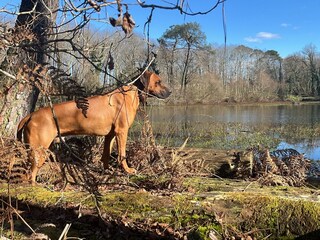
[
  {"x1": 256, "y1": 32, "x2": 280, "y2": 39},
  {"x1": 244, "y1": 37, "x2": 261, "y2": 43},
  {"x1": 281, "y1": 23, "x2": 299, "y2": 30},
  {"x1": 244, "y1": 31, "x2": 281, "y2": 43},
  {"x1": 281, "y1": 23, "x2": 291, "y2": 27}
]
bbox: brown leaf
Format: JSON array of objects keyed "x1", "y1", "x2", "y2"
[{"x1": 122, "y1": 12, "x2": 135, "y2": 35}]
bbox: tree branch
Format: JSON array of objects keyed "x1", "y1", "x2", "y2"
[
  {"x1": 137, "y1": 0, "x2": 226, "y2": 16},
  {"x1": 0, "y1": 2, "x2": 38, "y2": 16},
  {"x1": 65, "y1": 0, "x2": 117, "y2": 13}
]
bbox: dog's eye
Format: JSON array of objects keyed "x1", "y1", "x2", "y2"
[{"x1": 156, "y1": 80, "x2": 161, "y2": 85}]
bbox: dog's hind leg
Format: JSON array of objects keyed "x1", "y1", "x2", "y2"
[
  {"x1": 29, "y1": 147, "x2": 48, "y2": 185},
  {"x1": 26, "y1": 126, "x2": 56, "y2": 185},
  {"x1": 101, "y1": 134, "x2": 115, "y2": 170}
]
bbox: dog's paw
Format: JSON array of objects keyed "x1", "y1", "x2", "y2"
[{"x1": 125, "y1": 167, "x2": 137, "y2": 175}]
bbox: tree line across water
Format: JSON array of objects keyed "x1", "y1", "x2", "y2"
[
  {"x1": 154, "y1": 23, "x2": 320, "y2": 104},
  {"x1": 36, "y1": 22, "x2": 319, "y2": 105}
]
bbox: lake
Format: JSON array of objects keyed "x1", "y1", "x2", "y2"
[{"x1": 143, "y1": 103, "x2": 320, "y2": 160}]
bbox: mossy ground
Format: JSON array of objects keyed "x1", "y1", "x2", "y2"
[{"x1": 0, "y1": 176, "x2": 319, "y2": 240}]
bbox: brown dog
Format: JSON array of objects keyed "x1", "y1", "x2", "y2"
[{"x1": 17, "y1": 71, "x2": 171, "y2": 184}]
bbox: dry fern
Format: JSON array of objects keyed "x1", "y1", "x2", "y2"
[
  {"x1": 228, "y1": 147, "x2": 312, "y2": 186},
  {"x1": 0, "y1": 138, "x2": 29, "y2": 183}
]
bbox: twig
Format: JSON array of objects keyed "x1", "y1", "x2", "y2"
[
  {"x1": 177, "y1": 137, "x2": 189, "y2": 152},
  {"x1": 54, "y1": 192, "x2": 65, "y2": 205},
  {"x1": 137, "y1": 0, "x2": 225, "y2": 16},
  {"x1": 0, "y1": 69, "x2": 17, "y2": 80},
  {"x1": 260, "y1": 233, "x2": 273, "y2": 239},
  {"x1": 58, "y1": 223, "x2": 72, "y2": 240},
  {"x1": 127, "y1": 55, "x2": 156, "y2": 85},
  {"x1": 92, "y1": 194, "x2": 103, "y2": 219},
  {"x1": 211, "y1": 174, "x2": 225, "y2": 180},
  {"x1": 242, "y1": 181, "x2": 254, "y2": 192},
  {"x1": 0, "y1": 199, "x2": 36, "y2": 234},
  {"x1": 66, "y1": 0, "x2": 116, "y2": 12},
  {"x1": 0, "y1": 2, "x2": 38, "y2": 16}
]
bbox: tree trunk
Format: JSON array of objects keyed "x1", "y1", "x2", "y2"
[
  {"x1": 0, "y1": 0, "x2": 58, "y2": 137},
  {"x1": 181, "y1": 43, "x2": 191, "y2": 94},
  {"x1": 170, "y1": 40, "x2": 178, "y2": 82}
]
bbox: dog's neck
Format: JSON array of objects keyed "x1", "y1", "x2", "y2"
[{"x1": 133, "y1": 78, "x2": 147, "y2": 105}]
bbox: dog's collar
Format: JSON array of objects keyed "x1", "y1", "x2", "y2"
[
  {"x1": 138, "y1": 88, "x2": 147, "y2": 105},
  {"x1": 119, "y1": 84, "x2": 147, "y2": 104}
]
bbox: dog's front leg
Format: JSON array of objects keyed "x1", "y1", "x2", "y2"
[{"x1": 115, "y1": 130, "x2": 136, "y2": 174}]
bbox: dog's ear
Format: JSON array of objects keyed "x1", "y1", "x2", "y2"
[{"x1": 140, "y1": 71, "x2": 152, "y2": 87}]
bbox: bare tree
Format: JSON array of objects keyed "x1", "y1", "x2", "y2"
[
  {"x1": 282, "y1": 45, "x2": 320, "y2": 98},
  {"x1": 158, "y1": 22, "x2": 207, "y2": 94},
  {"x1": 0, "y1": 0, "x2": 225, "y2": 137},
  {"x1": 302, "y1": 44, "x2": 320, "y2": 96},
  {"x1": 283, "y1": 54, "x2": 308, "y2": 96}
]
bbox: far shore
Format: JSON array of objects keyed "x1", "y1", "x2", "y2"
[{"x1": 148, "y1": 99, "x2": 320, "y2": 107}]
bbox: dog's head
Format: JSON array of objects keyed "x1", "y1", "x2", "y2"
[{"x1": 138, "y1": 71, "x2": 171, "y2": 99}]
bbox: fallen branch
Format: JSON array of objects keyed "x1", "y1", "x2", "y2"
[{"x1": 0, "y1": 68, "x2": 16, "y2": 80}]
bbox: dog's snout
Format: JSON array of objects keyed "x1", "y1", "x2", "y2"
[{"x1": 159, "y1": 87, "x2": 171, "y2": 99}]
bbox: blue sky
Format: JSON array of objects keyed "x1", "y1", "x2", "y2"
[
  {"x1": 1, "y1": 0, "x2": 319, "y2": 58},
  {"x1": 127, "y1": 0, "x2": 320, "y2": 58},
  {"x1": 124, "y1": 0, "x2": 320, "y2": 57}
]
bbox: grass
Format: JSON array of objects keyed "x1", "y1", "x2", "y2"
[
  {"x1": 130, "y1": 120, "x2": 320, "y2": 151},
  {"x1": 0, "y1": 178, "x2": 319, "y2": 239}
]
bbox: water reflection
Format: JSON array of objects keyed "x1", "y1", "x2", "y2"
[
  {"x1": 149, "y1": 103, "x2": 320, "y2": 125},
  {"x1": 147, "y1": 103, "x2": 320, "y2": 160}
]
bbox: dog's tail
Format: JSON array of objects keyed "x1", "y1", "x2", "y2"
[{"x1": 16, "y1": 114, "x2": 31, "y2": 142}]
